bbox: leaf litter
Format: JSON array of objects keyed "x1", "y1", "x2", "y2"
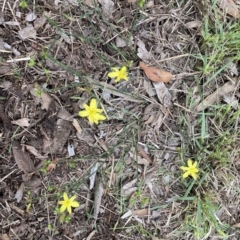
[{"x1": 1, "y1": 0, "x2": 239, "y2": 239}]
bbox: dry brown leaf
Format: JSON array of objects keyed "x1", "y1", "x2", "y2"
[
  {"x1": 138, "y1": 144, "x2": 152, "y2": 164},
  {"x1": 46, "y1": 159, "x2": 59, "y2": 172},
  {"x1": 72, "y1": 118, "x2": 82, "y2": 133},
  {"x1": 219, "y1": 0, "x2": 240, "y2": 19},
  {"x1": 138, "y1": 157, "x2": 150, "y2": 166},
  {"x1": 25, "y1": 12, "x2": 37, "y2": 22},
  {"x1": 0, "y1": 65, "x2": 13, "y2": 75},
  {"x1": 90, "y1": 163, "x2": 99, "y2": 190},
  {"x1": 143, "y1": 78, "x2": 156, "y2": 97},
  {"x1": 195, "y1": 81, "x2": 236, "y2": 112},
  {"x1": 25, "y1": 145, "x2": 47, "y2": 159},
  {"x1": 12, "y1": 141, "x2": 35, "y2": 174},
  {"x1": 153, "y1": 82, "x2": 172, "y2": 107},
  {"x1": 132, "y1": 208, "x2": 150, "y2": 218},
  {"x1": 14, "y1": 182, "x2": 25, "y2": 203},
  {"x1": 0, "y1": 234, "x2": 10, "y2": 240},
  {"x1": 11, "y1": 118, "x2": 30, "y2": 127},
  {"x1": 18, "y1": 25, "x2": 36, "y2": 39},
  {"x1": 93, "y1": 181, "x2": 104, "y2": 219},
  {"x1": 51, "y1": 119, "x2": 71, "y2": 154},
  {"x1": 140, "y1": 61, "x2": 173, "y2": 83},
  {"x1": 122, "y1": 179, "x2": 137, "y2": 190},
  {"x1": 58, "y1": 108, "x2": 73, "y2": 121},
  {"x1": 98, "y1": 0, "x2": 114, "y2": 18},
  {"x1": 83, "y1": 0, "x2": 95, "y2": 7},
  {"x1": 34, "y1": 15, "x2": 47, "y2": 29},
  {"x1": 25, "y1": 175, "x2": 41, "y2": 188},
  {"x1": 137, "y1": 40, "x2": 154, "y2": 62}
]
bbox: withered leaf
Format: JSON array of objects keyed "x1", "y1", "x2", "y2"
[
  {"x1": 12, "y1": 141, "x2": 35, "y2": 174},
  {"x1": 153, "y1": 82, "x2": 172, "y2": 107},
  {"x1": 14, "y1": 182, "x2": 25, "y2": 203},
  {"x1": 25, "y1": 175, "x2": 42, "y2": 188},
  {"x1": 93, "y1": 180, "x2": 104, "y2": 220},
  {"x1": 11, "y1": 118, "x2": 30, "y2": 127},
  {"x1": 140, "y1": 61, "x2": 173, "y2": 83},
  {"x1": 0, "y1": 233, "x2": 11, "y2": 240},
  {"x1": 132, "y1": 208, "x2": 150, "y2": 218},
  {"x1": 219, "y1": 0, "x2": 240, "y2": 19},
  {"x1": 0, "y1": 65, "x2": 12, "y2": 75},
  {"x1": 195, "y1": 81, "x2": 236, "y2": 112},
  {"x1": 18, "y1": 25, "x2": 36, "y2": 39}
]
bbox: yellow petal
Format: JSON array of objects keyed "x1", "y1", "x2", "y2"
[
  {"x1": 108, "y1": 71, "x2": 119, "y2": 78},
  {"x1": 187, "y1": 159, "x2": 193, "y2": 167},
  {"x1": 90, "y1": 99, "x2": 97, "y2": 109},
  {"x1": 193, "y1": 161, "x2": 198, "y2": 167},
  {"x1": 182, "y1": 171, "x2": 190, "y2": 178},
  {"x1": 88, "y1": 116, "x2": 95, "y2": 125},
  {"x1": 96, "y1": 113, "x2": 106, "y2": 120},
  {"x1": 96, "y1": 108, "x2": 103, "y2": 113},
  {"x1": 191, "y1": 172, "x2": 197, "y2": 180},
  {"x1": 60, "y1": 204, "x2": 67, "y2": 213},
  {"x1": 120, "y1": 66, "x2": 127, "y2": 73},
  {"x1": 180, "y1": 166, "x2": 189, "y2": 171},
  {"x1": 67, "y1": 205, "x2": 72, "y2": 214},
  {"x1": 71, "y1": 201, "x2": 80, "y2": 208},
  {"x1": 63, "y1": 192, "x2": 68, "y2": 200},
  {"x1": 112, "y1": 67, "x2": 119, "y2": 72},
  {"x1": 79, "y1": 110, "x2": 89, "y2": 117},
  {"x1": 114, "y1": 76, "x2": 121, "y2": 83},
  {"x1": 83, "y1": 103, "x2": 89, "y2": 110},
  {"x1": 70, "y1": 196, "x2": 76, "y2": 201}
]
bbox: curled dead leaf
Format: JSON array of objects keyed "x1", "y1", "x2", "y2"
[
  {"x1": 195, "y1": 81, "x2": 236, "y2": 112},
  {"x1": 132, "y1": 208, "x2": 150, "y2": 218},
  {"x1": 137, "y1": 144, "x2": 152, "y2": 164},
  {"x1": 219, "y1": 0, "x2": 240, "y2": 19},
  {"x1": 93, "y1": 181, "x2": 104, "y2": 220},
  {"x1": 11, "y1": 118, "x2": 30, "y2": 127},
  {"x1": 12, "y1": 141, "x2": 35, "y2": 175},
  {"x1": 0, "y1": 234, "x2": 10, "y2": 240},
  {"x1": 140, "y1": 61, "x2": 173, "y2": 83},
  {"x1": 14, "y1": 182, "x2": 25, "y2": 203},
  {"x1": 47, "y1": 162, "x2": 56, "y2": 172}
]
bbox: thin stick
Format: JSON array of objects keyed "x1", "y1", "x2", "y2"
[
  {"x1": 6, "y1": 57, "x2": 31, "y2": 63},
  {"x1": 0, "y1": 169, "x2": 16, "y2": 183},
  {"x1": 158, "y1": 53, "x2": 190, "y2": 63},
  {"x1": 7, "y1": 2, "x2": 21, "y2": 30},
  {"x1": 2, "y1": 0, "x2": 6, "y2": 12}
]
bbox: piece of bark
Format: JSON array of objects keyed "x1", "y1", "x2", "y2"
[{"x1": 12, "y1": 141, "x2": 35, "y2": 181}]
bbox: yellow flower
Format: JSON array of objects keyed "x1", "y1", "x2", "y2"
[
  {"x1": 108, "y1": 66, "x2": 128, "y2": 83},
  {"x1": 59, "y1": 192, "x2": 79, "y2": 214},
  {"x1": 78, "y1": 98, "x2": 106, "y2": 124},
  {"x1": 180, "y1": 159, "x2": 199, "y2": 180}
]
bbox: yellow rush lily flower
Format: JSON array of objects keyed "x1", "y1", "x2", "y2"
[
  {"x1": 108, "y1": 66, "x2": 128, "y2": 83},
  {"x1": 59, "y1": 192, "x2": 79, "y2": 214},
  {"x1": 78, "y1": 98, "x2": 106, "y2": 125},
  {"x1": 180, "y1": 159, "x2": 199, "y2": 180}
]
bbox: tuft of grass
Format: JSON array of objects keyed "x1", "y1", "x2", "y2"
[{"x1": 196, "y1": 0, "x2": 240, "y2": 81}]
